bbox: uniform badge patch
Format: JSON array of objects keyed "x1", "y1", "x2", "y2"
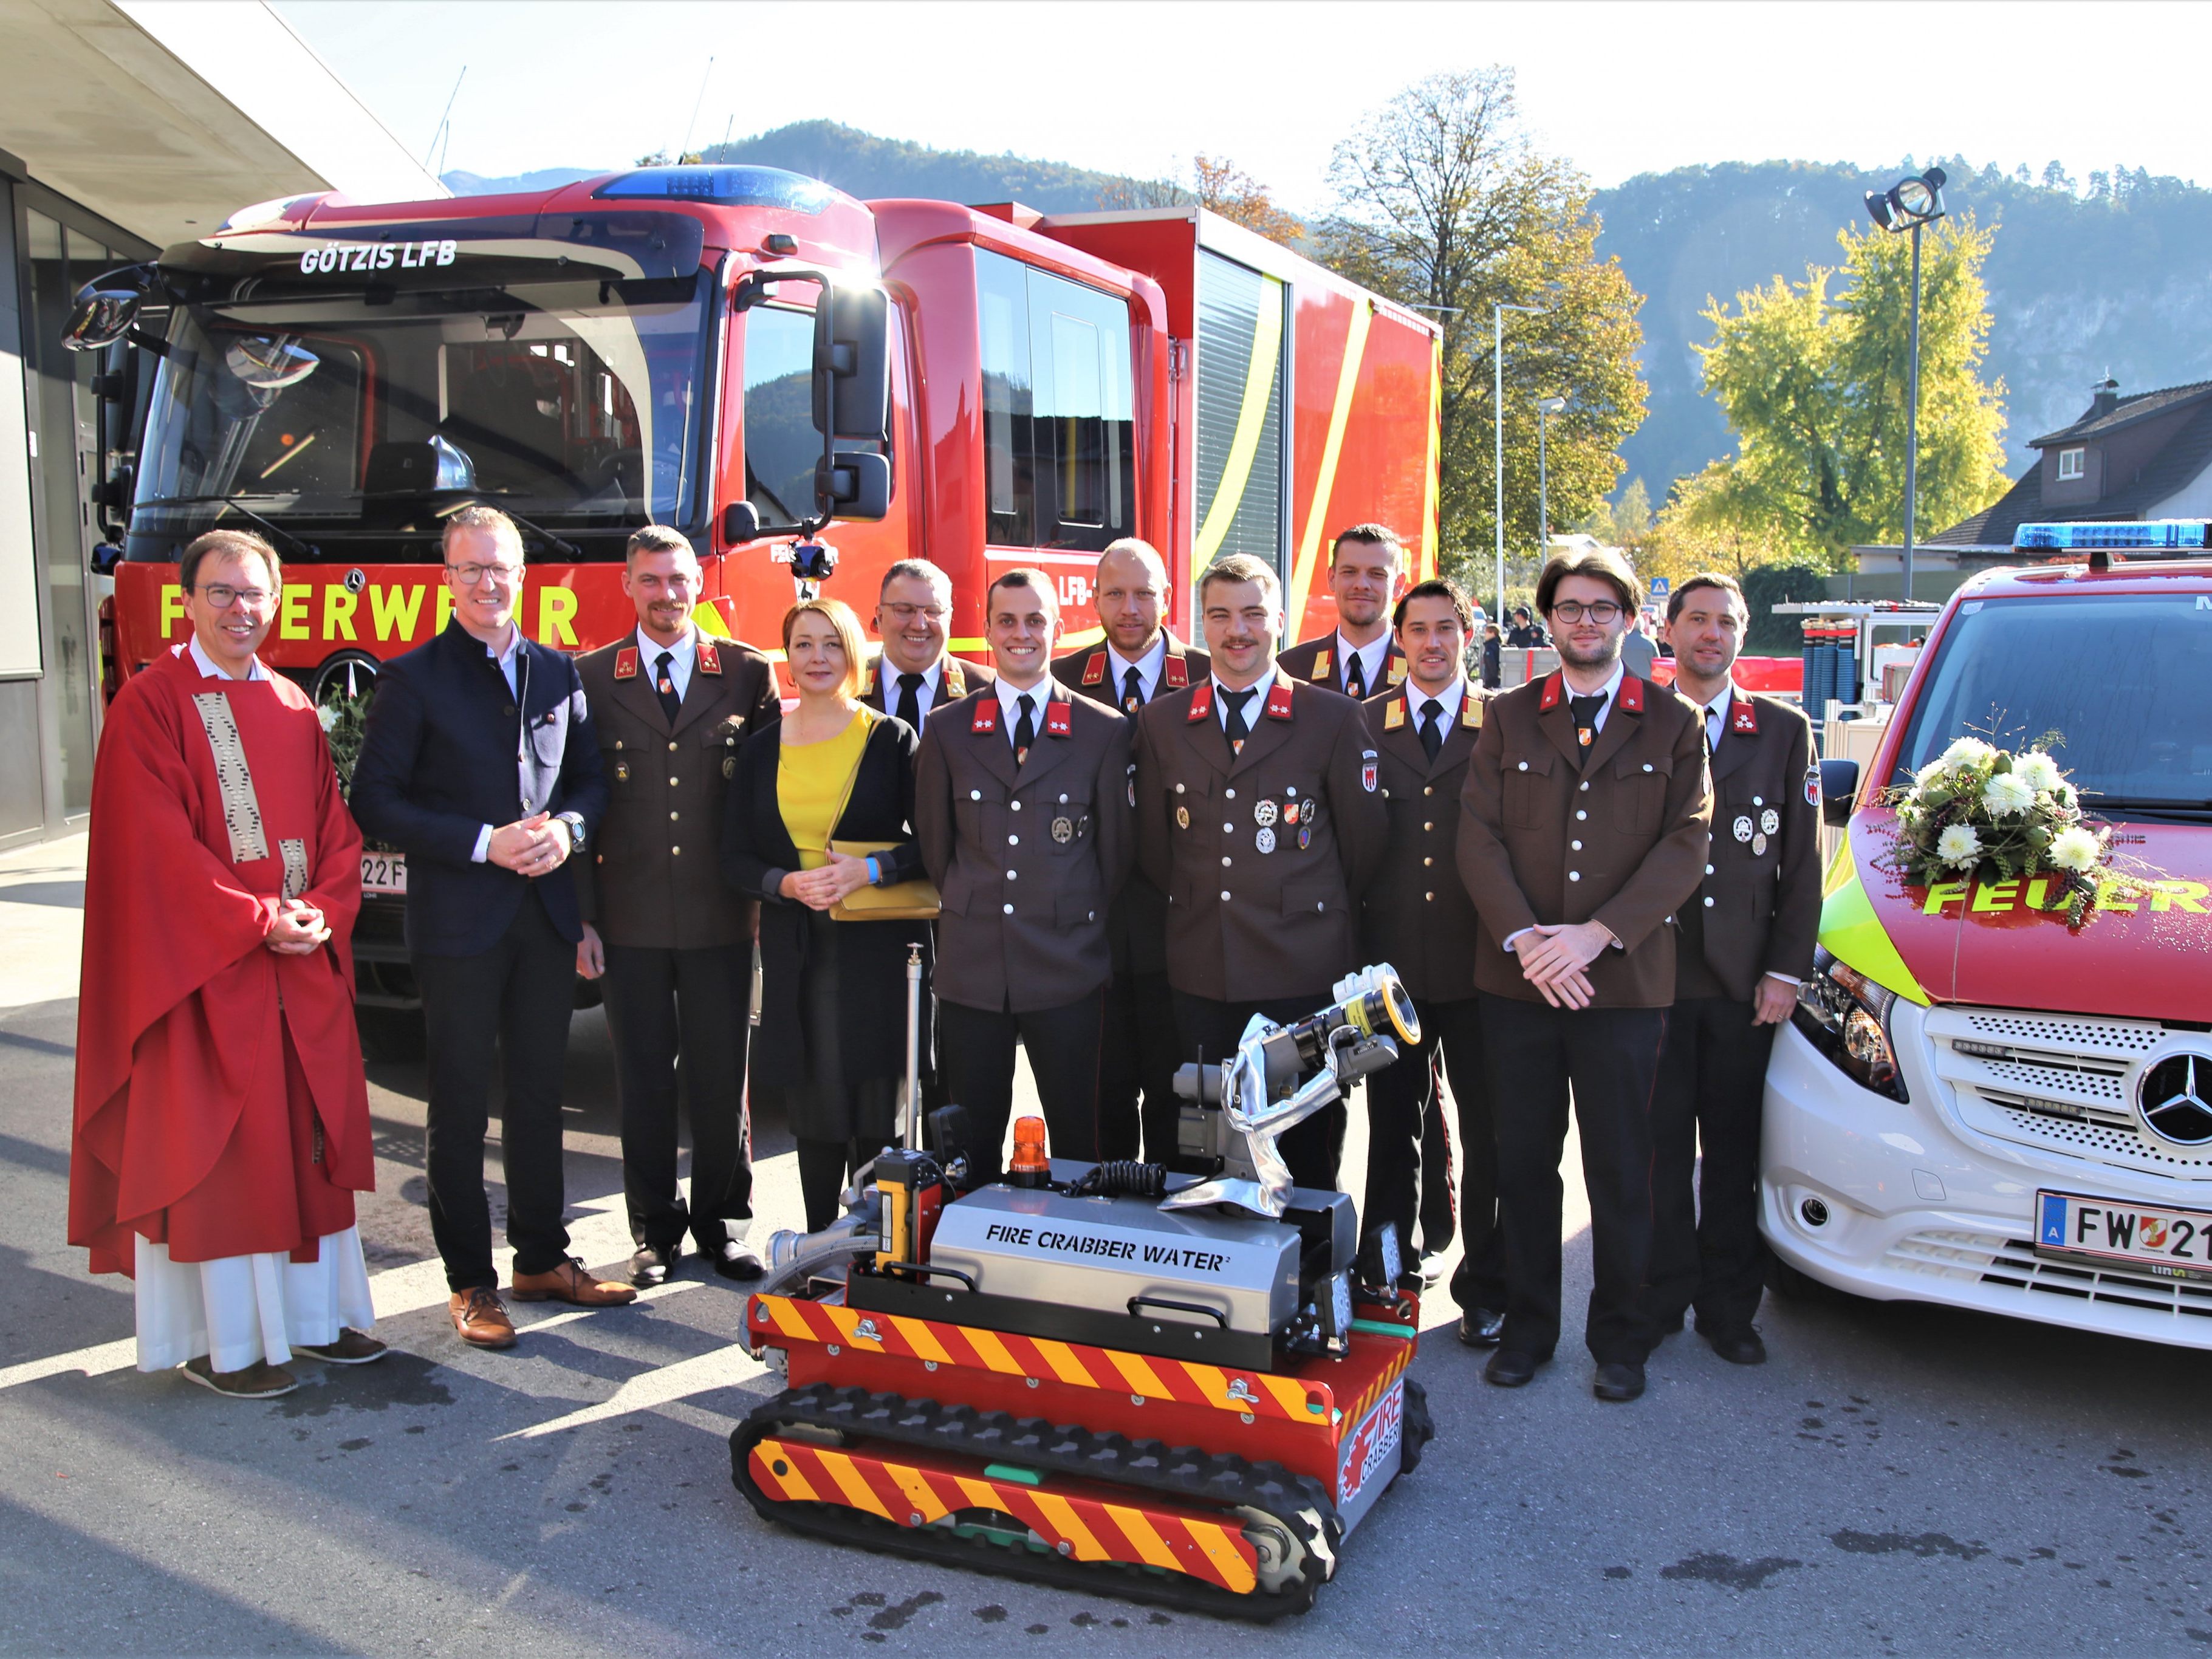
[
  {"x1": 1176, "y1": 805, "x2": 1190, "y2": 829},
  {"x1": 1761, "y1": 807, "x2": 1779, "y2": 835},
  {"x1": 1163, "y1": 656, "x2": 1190, "y2": 689},
  {"x1": 1303, "y1": 797, "x2": 1322, "y2": 828},
  {"x1": 1051, "y1": 816, "x2": 1073, "y2": 844},
  {"x1": 1361, "y1": 750, "x2": 1378, "y2": 793},
  {"x1": 1733, "y1": 815, "x2": 1754, "y2": 843},
  {"x1": 1284, "y1": 800, "x2": 1301, "y2": 825},
  {"x1": 1298, "y1": 822, "x2": 1313, "y2": 850},
  {"x1": 722, "y1": 756, "x2": 735, "y2": 779},
  {"x1": 1081, "y1": 652, "x2": 1105, "y2": 686},
  {"x1": 697, "y1": 641, "x2": 722, "y2": 676},
  {"x1": 1310, "y1": 650, "x2": 1332, "y2": 682},
  {"x1": 1386, "y1": 658, "x2": 1406, "y2": 685},
  {"x1": 1256, "y1": 826, "x2": 1276, "y2": 854},
  {"x1": 615, "y1": 760, "x2": 630, "y2": 782},
  {"x1": 1255, "y1": 799, "x2": 1279, "y2": 827},
  {"x1": 614, "y1": 647, "x2": 639, "y2": 681},
  {"x1": 1804, "y1": 765, "x2": 1821, "y2": 807},
  {"x1": 1463, "y1": 699, "x2": 1483, "y2": 728},
  {"x1": 1383, "y1": 699, "x2": 1406, "y2": 731},
  {"x1": 1753, "y1": 831, "x2": 1768, "y2": 855}
]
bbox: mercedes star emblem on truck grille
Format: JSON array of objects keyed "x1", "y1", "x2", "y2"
[{"x1": 2139, "y1": 1053, "x2": 2212, "y2": 1146}]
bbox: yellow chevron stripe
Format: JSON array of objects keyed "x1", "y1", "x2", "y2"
[
  {"x1": 1193, "y1": 275, "x2": 1286, "y2": 570},
  {"x1": 1258, "y1": 1374, "x2": 1311, "y2": 1418},
  {"x1": 753, "y1": 1438, "x2": 821, "y2": 1502},
  {"x1": 1182, "y1": 1361, "x2": 1231, "y2": 1407},
  {"x1": 1421, "y1": 332, "x2": 1442, "y2": 583},
  {"x1": 1108, "y1": 1349, "x2": 1170, "y2": 1400},
  {"x1": 816, "y1": 1448, "x2": 894, "y2": 1520},
  {"x1": 1287, "y1": 297, "x2": 1374, "y2": 637},
  {"x1": 885, "y1": 1460, "x2": 951, "y2": 1523},
  {"x1": 764, "y1": 1296, "x2": 814, "y2": 1342},
  {"x1": 889, "y1": 1314, "x2": 951, "y2": 1364},
  {"x1": 1030, "y1": 1337, "x2": 1095, "y2": 1387},
  {"x1": 1104, "y1": 1502, "x2": 1183, "y2": 1572},
  {"x1": 955, "y1": 1475, "x2": 1005, "y2": 1511},
  {"x1": 1031, "y1": 1491, "x2": 1108, "y2": 1561},
  {"x1": 821, "y1": 1304, "x2": 864, "y2": 1343},
  {"x1": 962, "y1": 1325, "x2": 1026, "y2": 1376},
  {"x1": 1184, "y1": 1518, "x2": 1258, "y2": 1593}
]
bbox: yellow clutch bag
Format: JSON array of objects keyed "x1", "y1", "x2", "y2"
[{"x1": 827, "y1": 840, "x2": 941, "y2": 922}]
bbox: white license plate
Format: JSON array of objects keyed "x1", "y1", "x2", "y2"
[
  {"x1": 361, "y1": 851, "x2": 406, "y2": 895},
  {"x1": 2036, "y1": 1190, "x2": 2212, "y2": 1281}
]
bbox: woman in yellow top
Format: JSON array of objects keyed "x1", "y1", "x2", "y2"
[{"x1": 721, "y1": 598, "x2": 933, "y2": 1231}]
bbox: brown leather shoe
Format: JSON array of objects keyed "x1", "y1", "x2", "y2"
[
  {"x1": 179, "y1": 1356, "x2": 298, "y2": 1398},
  {"x1": 511, "y1": 1257, "x2": 639, "y2": 1307},
  {"x1": 294, "y1": 1328, "x2": 388, "y2": 1365},
  {"x1": 449, "y1": 1287, "x2": 518, "y2": 1349}
]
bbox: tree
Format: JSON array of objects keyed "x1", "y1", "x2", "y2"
[
  {"x1": 1685, "y1": 215, "x2": 2008, "y2": 567},
  {"x1": 1317, "y1": 69, "x2": 1646, "y2": 593},
  {"x1": 1190, "y1": 156, "x2": 1304, "y2": 243}
]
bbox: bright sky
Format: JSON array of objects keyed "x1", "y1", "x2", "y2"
[{"x1": 275, "y1": 1, "x2": 2208, "y2": 206}]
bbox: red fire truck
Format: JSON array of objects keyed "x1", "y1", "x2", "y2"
[{"x1": 66, "y1": 163, "x2": 1440, "y2": 1025}]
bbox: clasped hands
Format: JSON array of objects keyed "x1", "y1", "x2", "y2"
[
  {"x1": 265, "y1": 897, "x2": 330, "y2": 956},
  {"x1": 1515, "y1": 918, "x2": 1615, "y2": 1010},
  {"x1": 488, "y1": 812, "x2": 571, "y2": 879},
  {"x1": 779, "y1": 850, "x2": 873, "y2": 912}
]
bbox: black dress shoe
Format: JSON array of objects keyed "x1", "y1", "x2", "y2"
[
  {"x1": 629, "y1": 1243, "x2": 679, "y2": 1289},
  {"x1": 1702, "y1": 1324, "x2": 1768, "y2": 1366},
  {"x1": 703, "y1": 1236, "x2": 765, "y2": 1281},
  {"x1": 1593, "y1": 1361, "x2": 1646, "y2": 1402},
  {"x1": 1458, "y1": 1308, "x2": 1506, "y2": 1348},
  {"x1": 1484, "y1": 1349, "x2": 1541, "y2": 1388}
]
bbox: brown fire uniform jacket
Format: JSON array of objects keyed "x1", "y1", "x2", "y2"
[
  {"x1": 1276, "y1": 632, "x2": 1407, "y2": 700},
  {"x1": 860, "y1": 653, "x2": 993, "y2": 721},
  {"x1": 575, "y1": 631, "x2": 780, "y2": 949},
  {"x1": 1051, "y1": 632, "x2": 1210, "y2": 977},
  {"x1": 1675, "y1": 687, "x2": 1821, "y2": 1002},
  {"x1": 1134, "y1": 677, "x2": 1389, "y2": 1002},
  {"x1": 1455, "y1": 670, "x2": 1713, "y2": 1008},
  {"x1": 916, "y1": 685, "x2": 1135, "y2": 1014},
  {"x1": 1360, "y1": 681, "x2": 1488, "y2": 1004}
]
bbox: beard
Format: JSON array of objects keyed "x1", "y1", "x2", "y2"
[{"x1": 1556, "y1": 631, "x2": 1623, "y2": 671}]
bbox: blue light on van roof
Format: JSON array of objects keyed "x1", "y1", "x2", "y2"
[
  {"x1": 2013, "y1": 520, "x2": 2212, "y2": 551},
  {"x1": 592, "y1": 166, "x2": 835, "y2": 214}
]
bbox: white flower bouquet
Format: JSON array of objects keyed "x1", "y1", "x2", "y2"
[{"x1": 1880, "y1": 737, "x2": 2126, "y2": 923}]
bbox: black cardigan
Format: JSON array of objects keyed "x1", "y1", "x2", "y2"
[{"x1": 721, "y1": 711, "x2": 932, "y2": 1093}]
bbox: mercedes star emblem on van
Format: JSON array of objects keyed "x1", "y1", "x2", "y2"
[{"x1": 2140, "y1": 1053, "x2": 2212, "y2": 1147}]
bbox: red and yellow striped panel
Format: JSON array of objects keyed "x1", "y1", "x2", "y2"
[
  {"x1": 748, "y1": 1435, "x2": 1259, "y2": 1594},
  {"x1": 749, "y1": 1295, "x2": 1337, "y2": 1425}
]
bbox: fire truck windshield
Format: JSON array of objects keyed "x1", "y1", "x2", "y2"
[
  {"x1": 130, "y1": 272, "x2": 711, "y2": 549},
  {"x1": 1892, "y1": 592, "x2": 2212, "y2": 819}
]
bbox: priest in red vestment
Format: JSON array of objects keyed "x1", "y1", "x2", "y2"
[{"x1": 70, "y1": 530, "x2": 383, "y2": 1399}]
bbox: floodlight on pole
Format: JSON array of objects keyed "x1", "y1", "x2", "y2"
[
  {"x1": 1863, "y1": 165, "x2": 1948, "y2": 601},
  {"x1": 1493, "y1": 303, "x2": 1546, "y2": 630}
]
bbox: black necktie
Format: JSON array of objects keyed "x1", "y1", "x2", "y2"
[
  {"x1": 1221, "y1": 686, "x2": 1256, "y2": 754},
  {"x1": 1344, "y1": 650, "x2": 1367, "y2": 701},
  {"x1": 1122, "y1": 665, "x2": 1145, "y2": 714},
  {"x1": 1014, "y1": 693, "x2": 1035, "y2": 764},
  {"x1": 1419, "y1": 697, "x2": 1444, "y2": 763},
  {"x1": 654, "y1": 651, "x2": 680, "y2": 725},
  {"x1": 894, "y1": 671, "x2": 924, "y2": 730},
  {"x1": 1569, "y1": 693, "x2": 1607, "y2": 764}
]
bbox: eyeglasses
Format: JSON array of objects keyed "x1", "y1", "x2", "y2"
[
  {"x1": 882, "y1": 602, "x2": 947, "y2": 623},
  {"x1": 1549, "y1": 600, "x2": 1623, "y2": 624},
  {"x1": 447, "y1": 562, "x2": 524, "y2": 587},
  {"x1": 195, "y1": 583, "x2": 273, "y2": 609}
]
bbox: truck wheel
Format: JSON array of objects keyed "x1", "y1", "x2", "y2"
[{"x1": 357, "y1": 1005, "x2": 426, "y2": 1064}]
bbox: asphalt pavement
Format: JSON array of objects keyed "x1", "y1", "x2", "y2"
[{"x1": 1, "y1": 835, "x2": 2205, "y2": 1655}]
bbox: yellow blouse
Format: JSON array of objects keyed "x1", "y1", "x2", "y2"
[{"x1": 777, "y1": 711, "x2": 870, "y2": 870}]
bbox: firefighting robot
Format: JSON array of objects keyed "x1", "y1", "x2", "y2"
[{"x1": 733, "y1": 963, "x2": 1436, "y2": 1620}]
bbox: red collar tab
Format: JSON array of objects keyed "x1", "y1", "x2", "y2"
[
  {"x1": 971, "y1": 698, "x2": 999, "y2": 734},
  {"x1": 1163, "y1": 654, "x2": 1190, "y2": 689},
  {"x1": 1730, "y1": 692, "x2": 1759, "y2": 734},
  {"x1": 614, "y1": 647, "x2": 639, "y2": 681},
  {"x1": 1186, "y1": 682, "x2": 1214, "y2": 723},
  {"x1": 1044, "y1": 697, "x2": 1072, "y2": 738},
  {"x1": 696, "y1": 640, "x2": 721, "y2": 676},
  {"x1": 1264, "y1": 679, "x2": 1295, "y2": 722},
  {"x1": 1080, "y1": 651, "x2": 1105, "y2": 686},
  {"x1": 1538, "y1": 672, "x2": 1563, "y2": 711},
  {"x1": 1619, "y1": 676, "x2": 1646, "y2": 714}
]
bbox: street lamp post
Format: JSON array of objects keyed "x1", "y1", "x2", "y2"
[
  {"x1": 1864, "y1": 166, "x2": 1948, "y2": 603},
  {"x1": 1535, "y1": 395, "x2": 1566, "y2": 549},
  {"x1": 1493, "y1": 302, "x2": 1546, "y2": 630}
]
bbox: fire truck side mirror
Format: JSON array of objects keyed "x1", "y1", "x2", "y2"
[
  {"x1": 812, "y1": 283, "x2": 890, "y2": 445},
  {"x1": 722, "y1": 501, "x2": 762, "y2": 546},
  {"x1": 815, "y1": 451, "x2": 891, "y2": 523}
]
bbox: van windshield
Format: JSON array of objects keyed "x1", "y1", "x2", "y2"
[
  {"x1": 131, "y1": 273, "x2": 711, "y2": 542},
  {"x1": 1892, "y1": 591, "x2": 2212, "y2": 818}
]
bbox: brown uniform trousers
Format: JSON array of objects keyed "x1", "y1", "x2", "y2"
[
  {"x1": 1648, "y1": 688, "x2": 1821, "y2": 1338},
  {"x1": 575, "y1": 631, "x2": 779, "y2": 1255},
  {"x1": 1052, "y1": 635, "x2": 1211, "y2": 1164},
  {"x1": 1360, "y1": 682, "x2": 1502, "y2": 1307},
  {"x1": 917, "y1": 684, "x2": 1134, "y2": 1174},
  {"x1": 1134, "y1": 675, "x2": 1388, "y2": 1190},
  {"x1": 1456, "y1": 669, "x2": 1713, "y2": 1366},
  {"x1": 1277, "y1": 632, "x2": 1407, "y2": 701}
]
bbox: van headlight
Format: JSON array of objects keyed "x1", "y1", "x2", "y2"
[{"x1": 1793, "y1": 946, "x2": 1908, "y2": 1102}]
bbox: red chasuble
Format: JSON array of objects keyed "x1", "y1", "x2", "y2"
[{"x1": 69, "y1": 650, "x2": 373, "y2": 1276}]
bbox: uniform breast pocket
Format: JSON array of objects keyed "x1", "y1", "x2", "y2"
[
  {"x1": 1502, "y1": 750, "x2": 1554, "y2": 829},
  {"x1": 703, "y1": 717, "x2": 744, "y2": 781},
  {"x1": 1612, "y1": 753, "x2": 1672, "y2": 836},
  {"x1": 600, "y1": 741, "x2": 633, "y2": 790},
  {"x1": 1045, "y1": 790, "x2": 1092, "y2": 855}
]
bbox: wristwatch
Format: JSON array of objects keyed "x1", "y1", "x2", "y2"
[{"x1": 554, "y1": 811, "x2": 587, "y2": 855}]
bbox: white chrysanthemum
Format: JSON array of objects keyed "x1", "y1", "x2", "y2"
[
  {"x1": 1940, "y1": 737, "x2": 1996, "y2": 770},
  {"x1": 316, "y1": 704, "x2": 339, "y2": 733},
  {"x1": 1982, "y1": 773, "x2": 2036, "y2": 817},
  {"x1": 1914, "y1": 758, "x2": 1950, "y2": 788},
  {"x1": 2013, "y1": 751, "x2": 2063, "y2": 793},
  {"x1": 1936, "y1": 824, "x2": 1982, "y2": 866},
  {"x1": 2049, "y1": 827, "x2": 2102, "y2": 872}
]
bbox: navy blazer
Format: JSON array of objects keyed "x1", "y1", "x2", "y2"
[{"x1": 352, "y1": 618, "x2": 608, "y2": 957}]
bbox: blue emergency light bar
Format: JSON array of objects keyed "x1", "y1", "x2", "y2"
[{"x1": 2013, "y1": 520, "x2": 2212, "y2": 552}]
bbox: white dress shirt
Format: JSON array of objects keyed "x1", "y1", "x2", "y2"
[
  {"x1": 639, "y1": 626, "x2": 697, "y2": 703},
  {"x1": 992, "y1": 674, "x2": 1052, "y2": 751},
  {"x1": 1106, "y1": 634, "x2": 1169, "y2": 705},
  {"x1": 179, "y1": 635, "x2": 272, "y2": 682},
  {"x1": 1337, "y1": 631, "x2": 1390, "y2": 697},
  {"x1": 1211, "y1": 667, "x2": 1276, "y2": 733},
  {"x1": 883, "y1": 659, "x2": 944, "y2": 722},
  {"x1": 1406, "y1": 675, "x2": 1467, "y2": 733},
  {"x1": 1690, "y1": 682, "x2": 1733, "y2": 753},
  {"x1": 472, "y1": 624, "x2": 528, "y2": 864}
]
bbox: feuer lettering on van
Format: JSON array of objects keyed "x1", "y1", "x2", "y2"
[
  {"x1": 1920, "y1": 877, "x2": 2210, "y2": 917},
  {"x1": 156, "y1": 581, "x2": 578, "y2": 648}
]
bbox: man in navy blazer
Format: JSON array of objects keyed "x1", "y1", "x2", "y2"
[{"x1": 352, "y1": 505, "x2": 628, "y2": 1350}]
